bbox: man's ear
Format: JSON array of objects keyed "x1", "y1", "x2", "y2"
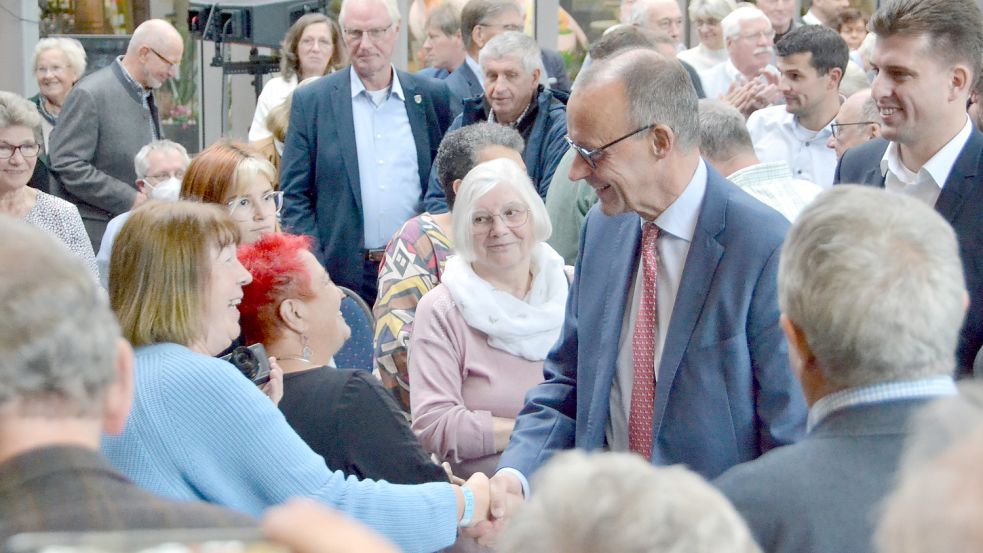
[
  {"x1": 531, "y1": 68, "x2": 542, "y2": 87},
  {"x1": 649, "y1": 124, "x2": 675, "y2": 159},
  {"x1": 102, "y1": 338, "x2": 135, "y2": 436},
  {"x1": 135, "y1": 179, "x2": 148, "y2": 194},
  {"x1": 452, "y1": 178, "x2": 463, "y2": 195}
]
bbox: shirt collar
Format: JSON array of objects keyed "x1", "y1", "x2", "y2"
[
  {"x1": 648, "y1": 158, "x2": 707, "y2": 243},
  {"x1": 349, "y1": 65, "x2": 405, "y2": 101},
  {"x1": 807, "y1": 375, "x2": 957, "y2": 432},
  {"x1": 879, "y1": 116, "x2": 974, "y2": 189},
  {"x1": 115, "y1": 56, "x2": 151, "y2": 96},
  {"x1": 727, "y1": 161, "x2": 793, "y2": 187}
]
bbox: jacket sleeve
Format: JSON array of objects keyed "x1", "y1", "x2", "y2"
[
  {"x1": 279, "y1": 88, "x2": 320, "y2": 244},
  {"x1": 48, "y1": 86, "x2": 137, "y2": 215}
]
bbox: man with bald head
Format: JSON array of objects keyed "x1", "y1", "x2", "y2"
[
  {"x1": 826, "y1": 89, "x2": 880, "y2": 158},
  {"x1": 49, "y1": 18, "x2": 183, "y2": 251},
  {"x1": 489, "y1": 48, "x2": 805, "y2": 512}
]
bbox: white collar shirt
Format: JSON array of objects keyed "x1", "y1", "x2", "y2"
[
  {"x1": 880, "y1": 117, "x2": 973, "y2": 207},
  {"x1": 746, "y1": 104, "x2": 837, "y2": 186}
]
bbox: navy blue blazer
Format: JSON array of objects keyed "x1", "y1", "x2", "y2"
[
  {"x1": 834, "y1": 131, "x2": 983, "y2": 376},
  {"x1": 445, "y1": 62, "x2": 483, "y2": 116},
  {"x1": 279, "y1": 67, "x2": 454, "y2": 294},
  {"x1": 497, "y1": 165, "x2": 807, "y2": 481}
]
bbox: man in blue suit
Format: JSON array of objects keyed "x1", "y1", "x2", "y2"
[
  {"x1": 280, "y1": 0, "x2": 453, "y2": 304},
  {"x1": 715, "y1": 186, "x2": 964, "y2": 553},
  {"x1": 487, "y1": 48, "x2": 807, "y2": 508},
  {"x1": 834, "y1": 0, "x2": 983, "y2": 377}
]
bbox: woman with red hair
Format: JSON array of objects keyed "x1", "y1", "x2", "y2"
[{"x1": 238, "y1": 232, "x2": 448, "y2": 484}]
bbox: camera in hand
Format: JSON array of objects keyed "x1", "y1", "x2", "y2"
[{"x1": 221, "y1": 343, "x2": 271, "y2": 386}]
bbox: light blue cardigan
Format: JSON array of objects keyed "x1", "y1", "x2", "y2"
[{"x1": 102, "y1": 343, "x2": 458, "y2": 553}]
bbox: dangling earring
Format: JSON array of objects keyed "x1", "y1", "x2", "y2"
[{"x1": 301, "y1": 334, "x2": 312, "y2": 362}]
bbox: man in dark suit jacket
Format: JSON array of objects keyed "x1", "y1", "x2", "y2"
[
  {"x1": 0, "y1": 217, "x2": 252, "y2": 544},
  {"x1": 280, "y1": 0, "x2": 453, "y2": 304},
  {"x1": 715, "y1": 186, "x2": 965, "y2": 553},
  {"x1": 834, "y1": 0, "x2": 983, "y2": 377},
  {"x1": 484, "y1": 49, "x2": 806, "y2": 518}
]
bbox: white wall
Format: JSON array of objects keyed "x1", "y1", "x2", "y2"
[{"x1": 0, "y1": 0, "x2": 41, "y2": 96}]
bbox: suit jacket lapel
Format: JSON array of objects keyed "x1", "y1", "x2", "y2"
[
  {"x1": 397, "y1": 71, "x2": 432, "y2": 192},
  {"x1": 935, "y1": 128, "x2": 983, "y2": 224},
  {"x1": 332, "y1": 71, "x2": 362, "y2": 211},
  {"x1": 652, "y1": 171, "x2": 726, "y2": 437}
]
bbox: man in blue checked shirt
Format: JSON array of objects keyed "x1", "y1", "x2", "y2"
[{"x1": 714, "y1": 185, "x2": 966, "y2": 553}]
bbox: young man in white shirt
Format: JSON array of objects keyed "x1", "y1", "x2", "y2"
[{"x1": 746, "y1": 25, "x2": 847, "y2": 186}]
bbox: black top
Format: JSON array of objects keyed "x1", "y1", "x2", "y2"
[{"x1": 280, "y1": 367, "x2": 448, "y2": 484}]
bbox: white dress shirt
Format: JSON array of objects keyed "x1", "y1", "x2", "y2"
[
  {"x1": 605, "y1": 159, "x2": 709, "y2": 452},
  {"x1": 880, "y1": 117, "x2": 974, "y2": 207},
  {"x1": 350, "y1": 67, "x2": 421, "y2": 249},
  {"x1": 746, "y1": 104, "x2": 837, "y2": 186}
]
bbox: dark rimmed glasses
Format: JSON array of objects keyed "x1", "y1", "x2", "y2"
[{"x1": 565, "y1": 124, "x2": 654, "y2": 170}]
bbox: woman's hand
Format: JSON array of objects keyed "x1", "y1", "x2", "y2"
[
  {"x1": 261, "y1": 357, "x2": 284, "y2": 406},
  {"x1": 457, "y1": 472, "x2": 491, "y2": 527}
]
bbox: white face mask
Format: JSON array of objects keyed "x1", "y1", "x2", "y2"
[{"x1": 147, "y1": 177, "x2": 182, "y2": 201}]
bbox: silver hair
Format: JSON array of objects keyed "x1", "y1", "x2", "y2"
[
  {"x1": 452, "y1": 158, "x2": 551, "y2": 263},
  {"x1": 0, "y1": 91, "x2": 43, "y2": 145},
  {"x1": 339, "y1": 0, "x2": 401, "y2": 28},
  {"x1": 479, "y1": 31, "x2": 547, "y2": 87},
  {"x1": 33, "y1": 37, "x2": 88, "y2": 79},
  {"x1": 498, "y1": 450, "x2": 763, "y2": 553},
  {"x1": 0, "y1": 216, "x2": 119, "y2": 417},
  {"x1": 630, "y1": 0, "x2": 674, "y2": 26},
  {"x1": 133, "y1": 139, "x2": 190, "y2": 180},
  {"x1": 720, "y1": 5, "x2": 769, "y2": 41},
  {"x1": 697, "y1": 99, "x2": 754, "y2": 161},
  {"x1": 574, "y1": 48, "x2": 700, "y2": 151},
  {"x1": 688, "y1": 0, "x2": 738, "y2": 22},
  {"x1": 875, "y1": 423, "x2": 983, "y2": 553},
  {"x1": 778, "y1": 186, "x2": 965, "y2": 388}
]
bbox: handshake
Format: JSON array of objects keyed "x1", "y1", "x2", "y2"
[{"x1": 454, "y1": 471, "x2": 526, "y2": 545}]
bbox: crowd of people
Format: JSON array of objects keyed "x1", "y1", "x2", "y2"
[{"x1": 3, "y1": 0, "x2": 983, "y2": 551}]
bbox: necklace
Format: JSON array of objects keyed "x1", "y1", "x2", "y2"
[{"x1": 276, "y1": 356, "x2": 316, "y2": 365}]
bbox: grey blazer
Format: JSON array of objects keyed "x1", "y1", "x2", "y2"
[
  {"x1": 48, "y1": 61, "x2": 158, "y2": 249},
  {"x1": 714, "y1": 399, "x2": 933, "y2": 553}
]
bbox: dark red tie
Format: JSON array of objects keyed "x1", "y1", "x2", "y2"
[{"x1": 629, "y1": 222, "x2": 659, "y2": 460}]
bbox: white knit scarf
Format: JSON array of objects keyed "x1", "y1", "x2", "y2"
[{"x1": 441, "y1": 242, "x2": 568, "y2": 361}]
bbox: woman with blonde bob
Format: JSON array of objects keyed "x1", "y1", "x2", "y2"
[
  {"x1": 180, "y1": 140, "x2": 280, "y2": 245},
  {"x1": 102, "y1": 201, "x2": 491, "y2": 553},
  {"x1": 409, "y1": 158, "x2": 569, "y2": 479}
]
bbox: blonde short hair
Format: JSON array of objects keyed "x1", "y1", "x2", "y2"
[
  {"x1": 109, "y1": 201, "x2": 240, "y2": 347},
  {"x1": 451, "y1": 158, "x2": 551, "y2": 263}
]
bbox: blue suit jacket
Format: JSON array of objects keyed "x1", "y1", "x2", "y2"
[
  {"x1": 445, "y1": 62, "x2": 483, "y2": 116},
  {"x1": 498, "y1": 165, "x2": 807, "y2": 481},
  {"x1": 279, "y1": 67, "x2": 454, "y2": 294},
  {"x1": 834, "y1": 132, "x2": 983, "y2": 376}
]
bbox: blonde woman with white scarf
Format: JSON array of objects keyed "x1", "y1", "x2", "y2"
[{"x1": 409, "y1": 158, "x2": 570, "y2": 480}]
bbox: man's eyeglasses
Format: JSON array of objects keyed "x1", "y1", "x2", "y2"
[
  {"x1": 471, "y1": 206, "x2": 530, "y2": 232},
  {"x1": 831, "y1": 122, "x2": 875, "y2": 138},
  {"x1": 0, "y1": 143, "x2": 41, "y2": 159},
  {"x1": 477, "y1": 22, "x2": 524, "y2": 32},
  {"x1": 147, "y1": 46, "x2": 180, "y2": 70},
  {"x1": 144, "y1": 170, "x2": 186, "y2": 183},
  {"x1": 565, "y1": 125, "x2": 654, "y2": 170},
  {"x1": 227, "y1": 190, "x2": 284, "y2": 221},
  {"x1": 343, "y1": 24, "x2": 393, "y2": 43}
]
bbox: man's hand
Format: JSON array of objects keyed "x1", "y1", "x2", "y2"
[{"x1": 463, "y1": 470, "x2": 524, "y2": 546}]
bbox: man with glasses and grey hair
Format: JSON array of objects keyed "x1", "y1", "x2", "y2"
[
  {"x1": 95, "y1": 139, "x2": 189, "y2": 287},
  {"x1": 280, "y1": 0, "x2": 454, "y2": 305},
  {"x1": 826, "y1": 88, "x2": 880, "y2": 159},
  {"x1": 481, "y1": 48, "x2": 806, "y2": 530},
  {"x1": 715, "y1": 186, "x2": 965, "y2": 553},
  {"x1": 0, "y1": 217, "x2": 252, "y2": 543},
  {"x1": 423, "y1": 31, "x2": 567, "y2": 212},
  {"x1": 699, "y1": 5, "x2": 781, "y2": 112},
  {"x1": 48, "y1": 19, "x2": 184, "y2": 252}
]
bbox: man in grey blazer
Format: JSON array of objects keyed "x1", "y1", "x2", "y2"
[
  {"x1": 714, "y1": 186, "x2": 965, "y2": 553},
  {"x1": 48, "y1": 19, "x2": 183, "y2": 251}
]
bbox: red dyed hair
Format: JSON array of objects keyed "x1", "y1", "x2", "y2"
[{"x1": 237, "y1": 233, "x2": 315, "y2": 345}]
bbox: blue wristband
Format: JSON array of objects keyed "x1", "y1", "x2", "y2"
[{"x1": 459, "y1": 485, "x2": 475, "y2": 527}]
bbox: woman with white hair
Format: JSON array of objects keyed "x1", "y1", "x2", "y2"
[
  {"x1": 409, "y1": 158, "x2": 569, "y2": 480},
  {"x1": 678, "y1": 0, "x2": 738, "y2": 72},
  {"x1": 30, "y1": 37, "x2": 87, "y2": 145}
]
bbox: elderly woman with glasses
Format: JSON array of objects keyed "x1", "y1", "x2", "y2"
[
  {"x1": 180, "y1": 140, "x2": 281, "y2": 245},
  {"x1": 102, "y1": 201, "x2": 491, "y2": 553},
  {"x1": 249, "y1": 13, "x2": 345, "y2": 142},
  {"x1": 678, "y1": 0, "x2": 738, "y2": 72},
  {"x1": 409, "y1": 158, "x2": 569, "y2": 480},
  {"x1": 0, "y1": 91, "x2": 96, "y2": 276}
]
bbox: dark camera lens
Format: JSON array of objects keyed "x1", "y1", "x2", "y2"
[{"x1": 228, "y1": 347, "x2": 259, "y2": 381}]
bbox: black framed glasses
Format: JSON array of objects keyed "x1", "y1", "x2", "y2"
[
  {"x1": 147, "y1": 46, "x2": 179, "y2": 69},
  {"x1": 831, "y1": 122, "x2": 875, "y2": 138},
  {"x1": 0, "y1": 143, "x2": 41, "y2": 159},
  {"x1": 476, "y1": 22, "x2": 524, "y2": 32},
  {"x1": 343, "y1": 24, "x2": 393, "y2": 43},
  {"x1": 565, "y1": 124, "x2": 654, "y2": 170}
]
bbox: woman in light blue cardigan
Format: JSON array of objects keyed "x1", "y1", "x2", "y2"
[{"x1": 101, "y1": 201, "x2": 489, "y2": 553}]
